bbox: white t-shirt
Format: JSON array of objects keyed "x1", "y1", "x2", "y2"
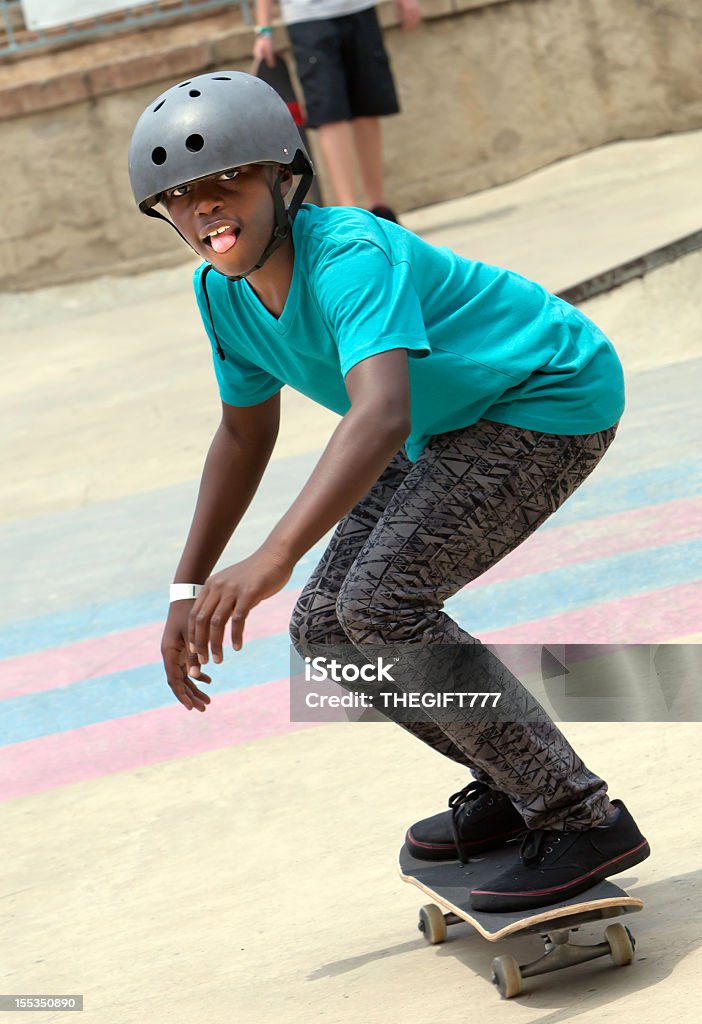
[{"x1": 280, "y1": 0, "x2": 375, "y2": 28}]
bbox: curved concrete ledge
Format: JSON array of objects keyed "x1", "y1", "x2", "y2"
[{"x1": 557, "y1": 229, "x2": 702, "y2": 305}]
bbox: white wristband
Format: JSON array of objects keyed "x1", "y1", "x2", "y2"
[{"x1": 170, "y1": 583, "x2": 204, "y2": 602}]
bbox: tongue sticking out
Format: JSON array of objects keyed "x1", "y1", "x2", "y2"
[{"x1": 210, "y1": 230, "x2": 238, "y2": 254}]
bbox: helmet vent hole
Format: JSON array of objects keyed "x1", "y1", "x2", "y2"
[
  {"x1": 188, "y1": 89, "x2": 201, "y2": 98},
  {"x1": 151, "y1": 146, "x2": 167, "y2": 165},
  {"x1": 185, "y1": 134, "x2": 205, "y2": 153},
  {"x1": 212, "y1": 76, "x2": 231, "y2": 81},
  {"x1": 153, "y1": 100, "x2": 165, "y2": 112},
  {"x1": 178, "y1": 81, "x2": 192, "y2": 88}
]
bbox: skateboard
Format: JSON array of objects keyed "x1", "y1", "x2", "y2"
[
  {"x1": 253, "y1": 52, "x2": 324, "y2": 206},
  {"x1": 399, "y1": 842, "x2": 643, "y2": 998}
]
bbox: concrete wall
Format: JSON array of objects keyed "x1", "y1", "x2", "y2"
[{"x1": 1, "y1": 0, "x2": 701, "y2": 290}]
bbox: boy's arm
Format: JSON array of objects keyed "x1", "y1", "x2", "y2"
[
  {"x1": 162, "y1": 393, "x2": 279, "y2": 710},
  {"x1": 253, "y1": 0, "x2": 276, "y2": 67},
  {"x1": 265, "y1": 349, "x2": 410, "y2": 564},
  {"x1": 188, "y1": 349, "x2": 411, "y2": 664},
  {"x1": 255, "y1": 0, "x2": 274, "y2": 26},
  {"x1": 173, "y1": 394, "x2": 280, "y2": 584}
]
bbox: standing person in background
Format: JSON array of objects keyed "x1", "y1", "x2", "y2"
[{"x1": 253, "y1": 0, "x2": 421, "y2": 222}]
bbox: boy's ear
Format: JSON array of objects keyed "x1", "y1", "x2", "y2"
[{"x1": 279, "y1": 165, "x2": 293, "y2": 196}]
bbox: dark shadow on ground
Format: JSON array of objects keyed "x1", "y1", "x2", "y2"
[{"x1": 309, "y1": 868, "x2": 701, "y2": 1019}]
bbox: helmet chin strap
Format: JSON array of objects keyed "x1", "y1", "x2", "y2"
[
  {"x1": 225, "y1": 172, "x2": 290, "y2": 282},
  {"x1": 143, "y1": 167, "x2": 314, "y2": 281}
]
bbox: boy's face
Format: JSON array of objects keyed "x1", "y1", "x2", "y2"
[{"x1": 160, "y1": 163, "x2": 291, "y2": 274}]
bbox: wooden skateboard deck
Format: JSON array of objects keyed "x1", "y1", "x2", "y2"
[
  {"x1": 399, "y1": 842, "x2": 643, "y2": 997},
  {"x1": 253, "y1": 53, "x2": 324, "y2": 206}
]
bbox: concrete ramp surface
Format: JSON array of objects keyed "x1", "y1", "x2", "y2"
[{"x1": 0, "y1": 132, "x2": 701, "y2": 1023}]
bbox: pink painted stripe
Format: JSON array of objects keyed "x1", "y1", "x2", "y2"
[
  {"x1": 478, "y1": 495, "x2": 702, "y2": 586},
  {"x1": 0, "y1": 588, "x2": 299, "y2": 701},
  {"x1": 481, "y1": 581, "x2": 702, "y2": 644},
  {"x1": 2, "y1": 496, "x2": 700, "y2": 701},
  {"x1": 2, "y1": 586, "x2": 699, "y2": 803},
  {"x1": 0, "y1": 677, "x2": 316, "y2": 803}
]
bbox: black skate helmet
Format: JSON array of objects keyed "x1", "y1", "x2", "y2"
[{"x1": 128, "y1": 71, "x2": 315, "y2": 279}]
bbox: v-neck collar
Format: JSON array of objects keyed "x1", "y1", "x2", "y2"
[{"x1": 239, "y1": 228, "x2": 300, "y2": 334}]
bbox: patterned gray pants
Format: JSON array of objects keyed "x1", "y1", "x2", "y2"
[{"x1": 290, "y1": 419, "x2": 619, "y2": 830}]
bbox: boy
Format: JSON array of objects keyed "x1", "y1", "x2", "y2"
[{"x1": 128, "y1": 72, "x2": 650, "y2": 912}]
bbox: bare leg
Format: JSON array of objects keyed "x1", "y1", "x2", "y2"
[
  {"x1": 315, "y1": 121, "x2": 358, "y2": 206},
  {"x1": 351, "y1": 116, "x2": 385, "y2": 208}
]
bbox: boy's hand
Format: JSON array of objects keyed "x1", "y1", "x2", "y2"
[
  {"x1": 394, "y1": 0, "x2": 422, "y2": 30},
  {"x1": 253, "y1": 34, "x2": 276, "y2": 68},
  {"x1": 188, "y1": 547, "x2": 293, "y2": 667},
  {"x1": 161, "y1": 602, "x2": 213, "y2": 712}
]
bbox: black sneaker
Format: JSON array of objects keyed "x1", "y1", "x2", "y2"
[
  {"x1": 370, "y1": 204, "x2": 399, "y2": 224},
  {"x1": 469, "y1": 799, "x2": 650, "y2": 912},
  {"x1": 405, "y1": 781, "x2": 526, "y2": 862}
]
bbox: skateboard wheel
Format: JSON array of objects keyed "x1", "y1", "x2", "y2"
[
  {"x1": 418, "y1": 904, "x2": 447, "y2": 945},
  {"x1": 491, "y1": 955, "x2": 522, "y2": 999},
  {"x1": 605, "y1": 923, "x2": 635, "y2": 966}
]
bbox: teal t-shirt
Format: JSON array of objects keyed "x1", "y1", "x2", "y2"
[{"x1": 193, "y1": 205, "x2": 624, "y2": 462}]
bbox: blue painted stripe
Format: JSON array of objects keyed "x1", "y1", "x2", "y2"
[
  {"x1": 1, "y1": 456, "x2": 700, "y2": 661},
  {"x1": 446, "y1": 538, "x2": 700, "y2": 626},
  {"x1": 537, "y1": 457, "x2": 701, "y2": 530},
  {"x1": 0, "y1": 634, "x2": 290, "y2": 746},
  {"x1": 0, "y1": 547, "x2": 321, "y2": 662},
  {"x1": 2, "y1": 537, "x2": 699, "y2": 746}
]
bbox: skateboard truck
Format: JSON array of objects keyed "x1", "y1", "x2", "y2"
[
  {"x1": 418, "y1": 903, "x2": 636, "y2": 998},
  {"x1": 491, "y1": 919, "x2": 636, "y2": 998}
]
